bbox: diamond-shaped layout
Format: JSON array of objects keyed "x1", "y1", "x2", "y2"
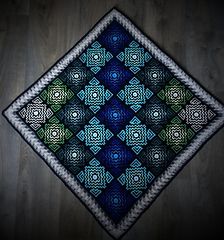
[{"x1": 3, "y1": 9, "x2": 224, "y2": 239}]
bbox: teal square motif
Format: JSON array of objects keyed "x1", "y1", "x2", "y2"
[
  {"x1": 85, "y1": 85, "x2": 105, "y2": 105},
  {"x1": 126, "y1": 125, "x2": 147, "y2": 146},
  {"x1": 85, "y1": 166, "x2": 106, "y2": 189},
  {"x1": 125, "y1": 84, "x2": 145, "y2": 105},
  {"x1": 87, "y1": 48, "x2": 106, "y2": 67},
  {"x1": 84, "y1": 124, "x2": 105, "y2": 146},
  {"x1": 125, "y1": 48, "x2": 144, "y2": 67},
  {"x1": 45, "y1": 124, "x2": 65, "y2": 144},
  {"x1": 166, "y1": 124, "x2": 187, "y2": 145},
  {"x1": 165, "y1": 85, "x2": 186, "y2": 105},
  {"x1": 126, "y1": 167, "x2": 147, "y2": 190}
]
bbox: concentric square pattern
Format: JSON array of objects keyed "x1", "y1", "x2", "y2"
[{"x1": 3, "y1": 9, "x2": 224, "y2": 239}]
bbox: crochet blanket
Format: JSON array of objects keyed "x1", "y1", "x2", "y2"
[{"x1": 3, "y1": 8, "x2": 224, "y2": 239}]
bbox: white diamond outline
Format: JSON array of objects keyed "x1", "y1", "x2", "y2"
[{"x1": 3, "y1": 8, "x2": 224, "y2": 239}]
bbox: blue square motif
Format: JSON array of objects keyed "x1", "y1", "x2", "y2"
[
  {"x1": 125, "y1": 48, "x2": 144, "y2": 67},
  {"x1": 126, "y1": 167, "x2": 147, "y2": 190},
  {"x1": 125, "y1": 84, "x2": 145, "y2": 105},
  {"x1": 126, "y1": 125, "x2": 147, "y2": 146},
  {"x1": 84, "y1": 124, "x2": 105, "y2": 146},
  {"x1": 87, "y1": 48, "x2": 106, "y2": 67},
  {"x1": 85, "y1": 85, "x2": 105, "y2": 105},
  {"x1": 85, "y1": 166, "x2": 106, "y2": 189}
]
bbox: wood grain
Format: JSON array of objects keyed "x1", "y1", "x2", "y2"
[{"x1": 0, "y1": 0, "x2": 224, "y2": 239}]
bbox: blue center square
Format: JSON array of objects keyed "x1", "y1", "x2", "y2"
[
  {"x1": 96, "y1": 138, "x2": 135, "y2": 177},
  {"x1": 96, "y1": 97, "x2": 134, "y2": 134},
  {"x1": 96, "y1": 58, "x2": 133, "y2": 93}
]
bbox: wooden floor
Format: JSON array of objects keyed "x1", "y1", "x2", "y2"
[{"x1": 0, "y1": 0, "x2": 224, "y2": 239}]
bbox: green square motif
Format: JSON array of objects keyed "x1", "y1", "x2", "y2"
[
  {"x1": 165, "y1": 85, "x2": 186, "y2": 105},
  {"x1": 166, "y1": 124, "x2": 187, "y2": 146},
  {"x1": 44, "y1": 123, "x2": 65, "y2": 144},
  {"x1": 47, "y1": 85, "x2": 67, "y2": 105}
]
